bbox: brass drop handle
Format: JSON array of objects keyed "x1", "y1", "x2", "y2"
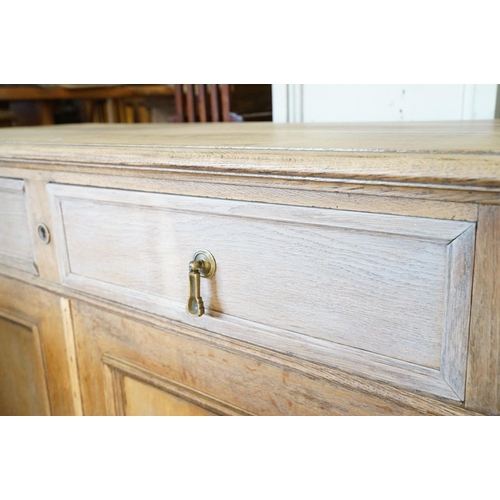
[{"x1": 186, "y1": 250, "x2": 216, "y2": 317}]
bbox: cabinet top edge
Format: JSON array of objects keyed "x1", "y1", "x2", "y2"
[
  {"x1": 2, "y1": 122, "x2": 500, "y2": 153},
  {"x1": 1, "y1": 122, "x2": 500, "y2": 187}
]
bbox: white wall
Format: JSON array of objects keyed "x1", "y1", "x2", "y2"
[{"x1": 272, "y1": 84, "x2": 498, "y2": 123}]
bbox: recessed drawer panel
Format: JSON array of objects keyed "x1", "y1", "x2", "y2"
[
  {"x1": 0, "y1": 177, "x2": 36, "y2": 274},
  {"x1": 47, "y1": 184, "x2": 475, "y2": 401}
]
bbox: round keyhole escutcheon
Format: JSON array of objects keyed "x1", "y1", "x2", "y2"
[{"x1": 37, "y1": 223, "x2": 51, "y2": 244}]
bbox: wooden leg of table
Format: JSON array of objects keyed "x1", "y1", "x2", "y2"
[
  {"x1": 124, "y1": 103, "x2": 134, "y2": 123},
  {"x1": 39, "y1": 101, "x2": 55, "y2": 125},
  {"x1": 137, "y1": 104, "x2": 150, "y2": 123},
  {"x1": 81, "y1": 100, "x2": 92, "y2": 122},
  {"x1": 106, "y1": 98, "x2": 115, "y2": 123}
]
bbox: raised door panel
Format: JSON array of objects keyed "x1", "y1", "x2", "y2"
[
  {"x1": 0, "y1": 275, "x2": 78, "y2": 416},
  {"x1": 48, "y1": 184, "x2": 475, "y2": 401},
  {"x1": 0, "y1": 315, "x2": 50, "y2": 415},
  {"x1": 120, "y1": 377, "x2": 216, "y2": 416},
  {"x1": 71, "y1": 300, "x2": 423, "y2": 416},
  {"x1": 102, "y1": 354, "x2": 236, "y2": 416}
]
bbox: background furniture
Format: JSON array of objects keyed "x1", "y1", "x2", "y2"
[
  {"x1": 170, "y1": 84, "x2": 242, "y2": 122},
  {"x1": 0, "y1": 85, "x2": 175, "y2": 125},
  {"x1": 273, "y1": 84, "x2": 498, "y2": 123},
  {"x1": 0, "y1": 85, "x2": 271, "y2": 126},
  {"x1": 2, "y1": 121, "x2": 498, "y2": 416}
]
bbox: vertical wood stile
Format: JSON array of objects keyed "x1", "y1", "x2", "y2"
[
  {"x1": 466, "y1": 205, "x2": 500, "y2": 415},
  {"x1": 60, "y1": 297, "x2": 83, "y2": 416}
]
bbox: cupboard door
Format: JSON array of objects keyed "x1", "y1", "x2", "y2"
[
  {"x1": 0, "y1": 276, "x2": 77, "y2": 415},
  {"x1": 70, "y1": 300, "x2": 421, "y2": 416},
  {"x1": 0, "y1": 315, "x2": 50, "y2": 415}
]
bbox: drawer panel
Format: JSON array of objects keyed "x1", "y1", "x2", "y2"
[
  {"x1": 48, "y1": 184, "x2": 475, "y2": 401},
  {"x1": 0, "y1": 177, "x2": 36, "y2": 274}
]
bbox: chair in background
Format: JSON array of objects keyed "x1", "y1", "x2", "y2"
[{"x1": 171, "y1": 85, "x2": 243, "y2": 123}]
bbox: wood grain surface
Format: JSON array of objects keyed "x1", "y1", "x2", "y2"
[
  {"x1": 466, "y1": 205, "x2": 500, "y2": 414},
  {"x1": 1, "y1": 122, "x2": 500, "y2": 189},
  {"x1": 103, "y1": 355, "x2": 245, "y2": 416},
  {"x1": 72, "y1": 300, "x2": 425, "y2": 416},
  {"x1": 120, "y1": 377, "x2": 216, "y2": 416},
  {"x1": 0, "y1": 261, "x2": 477, "y2": 415},
  {"x1": 0, "y1": 275, "x2": 78, "y2": 415},
  {"x1": 47, "y1": 183, "x2": 474, "y2": 400},
  {"x1": 2, "y1": 121, "x2": 500, "y2": 415},
  {"x1": 0, "y1": 314, "x2": 50, "y2": 415},
  {"x1": 1, "y1": 121, "x2": 499, "y2": 152},
  {"x1": 0, "y1": 177, "x2": 36, "y2": 274}
]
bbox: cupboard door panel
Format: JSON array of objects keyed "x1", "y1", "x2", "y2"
[
  {"x1": 101, "y1": 355, "x2": 236, "y2": 416},
  {"x1": 121, "y1": 377, "x2": 216, "y2": 416},
  {"x1": 0, "y1": 315, "x2": 50, "y2": 416},
  {"x1": 71, "y1": 300, "x2": 422, "y2": 416},
  {"x1": 0, "y1": 276, "x2": 78, "y2": 415}
]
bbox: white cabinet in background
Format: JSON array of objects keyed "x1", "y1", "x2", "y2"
[{"x1": 272, "y1": 84, "x2": 497, "y2": 123}]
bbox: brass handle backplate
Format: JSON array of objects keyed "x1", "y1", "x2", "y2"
[{"x1": 187, "y1": 250, "x2": 216, "y2": 317}]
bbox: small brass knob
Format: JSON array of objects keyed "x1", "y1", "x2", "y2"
[{"x1": 186, "y1": 250, "x2": 216, "y2": 317}]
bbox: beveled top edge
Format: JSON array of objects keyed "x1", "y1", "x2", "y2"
[
  {"x1": 2, "y1": 122, "x2": 500, "y2": 189},
  {"x1": 1, "y1": 121, "x2": 500, "y2": 154}
]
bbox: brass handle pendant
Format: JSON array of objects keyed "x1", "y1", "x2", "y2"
[{"x1": 187, "y1": 250, "x2": 216, "y2": 317}]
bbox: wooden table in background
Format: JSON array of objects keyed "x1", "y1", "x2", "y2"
[{"x1": 0, "y1": 85, "x2": 174, "y2": 125}]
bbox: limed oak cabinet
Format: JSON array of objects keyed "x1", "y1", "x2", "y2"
[{"x1": 1, "y1": 122, "x2": 500, "y2": 416}]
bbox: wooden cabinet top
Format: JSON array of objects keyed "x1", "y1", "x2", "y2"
[{"x1": 1, "y1": 121, "x2": 500, "y2": 187}]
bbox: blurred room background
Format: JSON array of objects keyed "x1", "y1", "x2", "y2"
[{"x1": 1, "y1": 84, "x2": 498, "y2": 127}]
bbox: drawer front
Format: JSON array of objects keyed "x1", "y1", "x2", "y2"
[
  {"x1": 48, "y1": 184, "x2": 475, "y2": 401},
  {"x1": 0, "y1": 177, "x2": 36, "y2": 274}
]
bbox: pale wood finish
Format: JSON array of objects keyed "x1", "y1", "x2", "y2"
[
  {"x1": 0, "y1": 177, "x2": 36, "y2": 274},
  {"x1": 102, "y1": 355, "x2": 242, "y2": 416},
  {"x1": 60, "y1": 298, "x2": 83, "y2": 415},
  {"x1": 0, "y1": 275, "x2": 77, "y2": 415},
  {"x1": 72, "y1": 300, "x2": 423, "y2": 416},
  {"x1": 0, "y1": 165, "x2": 480, "y2": 221},
  {"x1": 47, "y1": 184, "x2": 474, "y2": 400},
  {"x1": 1, "y1": 121, "x2": 499, "y2": 151},
  {"x1": 4, "y1": 159, "x2": 500, "y2": 207},
  {"x1": 0, "y1": 264, "x2": 478, "y2": 415},
  {"x1": 24, "y1": 179, "x2": 61, "y2": 282},
  {"x1": 121, "y1": 378, "x2": 216, "y2": 416},
  {"x1": 0, "y1": 314, "x2": 50, "y2": 415},
  {"x1": 2, "y1": 122, "x2": 500, "y2": 190},
  {"x1": 466, "y1": 205, "x2": 500, "y2": 415},
  {"x1": 1, "y1": 122, "x2": 500, "y2": 415},
  {"x1": 441, "y1": 226, "x2": 475, "y2": 398}
]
